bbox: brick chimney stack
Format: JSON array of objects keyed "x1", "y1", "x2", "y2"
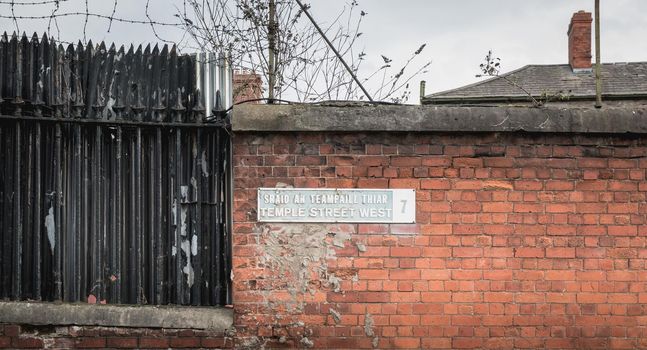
[
  {"x1": 568, "y1": 10, "x2": 593, "y2": 72},
  {"x1": 233, "y1": 70, "x2": 263, "y2": 104}
]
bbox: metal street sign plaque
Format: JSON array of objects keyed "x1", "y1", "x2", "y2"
[{"x1": 257, "y1": 188, "x2": 416, "y2": 223}]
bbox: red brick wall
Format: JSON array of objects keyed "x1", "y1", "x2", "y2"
[
  {"x1": 232, "y1": 132, "x2": 647, "y2": 349},
  {"x1": 0, "y1": 324, "x2": 230, "y2": 349}
]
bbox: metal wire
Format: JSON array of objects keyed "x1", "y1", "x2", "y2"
[{"x1": 0, "y1": 12, "x2": 183, "y2": 26}]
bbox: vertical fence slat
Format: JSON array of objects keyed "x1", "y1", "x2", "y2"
[
  {"x1": 12, "y1": 120, "x2": 22, "y2": 299},
  {"x1": 13, "y1": 34, "x2": 24, "y2": 116},
  {"x1": 0, "y1": 125, "x2": 4, "y2": 298},
  {"x1": 224, "y1": 131, "x2": 233, "y2": 305},
  {"x1": 80, "y1": 126, "x2": 89, "y2": 301},
  {"x1": 0, "y1": 33, "x2": 5, "y2": 104},
  {"x1": 193, "y1": 129, "x2": 203, "y2": 305},
  {"x1": 24, "y1": 123, "x2": 33, "y2": 297},
  {"x1": 148, "y1": 131, "x2": 155, "y2": 303},
  {"x1": 174, "y1": 129, "x2": 183, "y2": 304},
  {"x1": 155, "y1": 128, "x2": 164, "y2": 303},
  {"x1": 91, "y1": 125, "x2": 100, "y2": 303},
  {"x1": 68, "y1": 124, "x2": 79, "y2": 302},
  {"x1": 115, "y1": 126, "x2": 122, "y2": 304},
  {"x1": 33, "y1": 123, "x2": 42, "y2": 299},
  {"x1": 23, "y1": 36, "x2": 34, "y2": 290},
  {"x1": 127, "y1": 130, "x2": 136, "y2": 304},
  {"x1": 135, "y1": 127, "x2": 143, "y2": 304},
  {"x1": 1, "y1": 124, "x2": 13, "y2": 300},
  {"x1": 53, "y1": 123, "x2": 62, "y2": 300}
]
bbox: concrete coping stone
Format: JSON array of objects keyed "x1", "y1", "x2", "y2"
[
  {"x1": 232, "y1": 104, "x2": 647, "y2": 134},
  {"x1": 0, "y1": 301, "x2": 233, "y2": 331}
]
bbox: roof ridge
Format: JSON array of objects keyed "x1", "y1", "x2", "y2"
[{"x1": 426, "y1": 64, "x2": 533, "y2": 98}]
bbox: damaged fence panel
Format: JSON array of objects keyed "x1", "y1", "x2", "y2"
[{"x1": 0, "y1": 33, "x2": 232, "y2": 306}]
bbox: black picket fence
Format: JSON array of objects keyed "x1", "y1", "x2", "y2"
[{"x1": 0, "y1": 33, "x2": 232, "y2": 306}]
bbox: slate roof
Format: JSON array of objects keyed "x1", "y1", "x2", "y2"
[{"x1": 422, "y1": 62, "x2": 647, "y2": 104}]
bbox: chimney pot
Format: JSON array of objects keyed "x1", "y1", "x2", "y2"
[{"x1": 568, "y1": 10, "x2": 593, "y2": 72}]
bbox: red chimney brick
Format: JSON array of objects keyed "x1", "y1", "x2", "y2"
[
  {"x1": 233, "y1": 70, "x2": 263, "y2": 104},
  {"x1": 568, "y1": 10, "x2": 592, "y2": 72}
]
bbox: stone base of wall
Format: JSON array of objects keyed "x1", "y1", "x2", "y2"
[{"x1": 0, "y1": 323, "x2": 232, "y2": 349}]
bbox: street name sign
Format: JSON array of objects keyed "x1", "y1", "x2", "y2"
[{"x1": 257, "y1": 188, "x2": 416, "y2": 223}]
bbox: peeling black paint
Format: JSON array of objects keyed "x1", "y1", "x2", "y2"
[{"x1": 0, "y1": 33, "x2": 231, "y2": 306}]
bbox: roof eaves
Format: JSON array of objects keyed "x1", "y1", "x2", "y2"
[{"x1": 422, "y1": 92, "x2": 647, "y2": 105}]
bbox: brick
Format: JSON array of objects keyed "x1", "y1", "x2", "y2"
[
  {"x1": 390, "y1": 178, "x2": 420, "y2": 189},
  {"x1": 453, "y1": 158, "x2": 483, "y2": 168},
  {"x1": 75, "y1": 337, "x2": 107, "y2": 348},
  {"x1": 421, "y1": 292, "x2": 451, "y2": 303},
  {"x1": 139, "y1": 337, "x2": 170, "y2": 348},
  {"x1": 576, "y1": 248, "x2": 606, "y2": 258},
  {"x1": 201, "y1": 338, "x2": 226, "y2": 348},
  {"x1": 391, "y1": 156, "x2": 421, "y2": 167},
  {"x1": 358, "y1": 269, "x2": 388, "y2": 280},
  {"x1": 359, "y1": 156, "x2": 389, "y2": 166},
  {"x1": 515, "y1": 247, "x2": 544, "y2": 258},
  {"x1": 545, "y1": 180, "x2": 574, "y2": 191},
  {"x1": 4, "y1": 325, "x2": 20, "y2": 337},
  {"x1": 484, "y1": 292, "x2": 513, "y2": 303},
  {"x1": 390, "y1": 247, "x2": 421, "y2": 257},
  {"x1": 358, "y1": 292, "x2": 389, "y2": 302},
  {"x1": 545, "y1": 270, "x2": 575, "y2": 280},
  {"x1": 420, "y1": 179, "x2": 450, "y2": 189},
  {"x1": 482, "y1": 202, "x2": 513, "y2": 212},
  {"x1": 296, "y1": 155, "x2": 325, "y2": 165},
  {"x1": 389, "y1": 315, "x2": 420, "y2": 326},
  {"x1": 453, "y1": 337, "x2": 483, "y2": 349},
  {"x1": 357, "y1": 178, "x2": 388, "y2": 188},
  {"x1": 392, "y1": 337, "x2": 421, "y2": 349},
  {"x1": 329, "y1": 155, "x2": 356, "y2": 165},
  {"x1": 107, "y1": 337, "x2": 138, "y2": 348},
  {"x1": 453, "y1": 180, "x2": 482, "y2": 190},
  {"x1": 546, "y1": 203, "x2": 575, "y2": 213},
  {"x1": 579, "y1": 158, "x2": 608, "y2": 168},
  {"x1": 483, "y1": 315, "x2": 513, "y2": 326},
  {"x1": 608, "y1": 293, "x2": 637, "y2": 303},
  {"x1": 169, "y1": 337, "x2": 201, "y2": 348},
  {"x1": 452, "y1": 292, "x2": 482, "y2": 302},
  {"x1": 484, "y1": 270, "x2": 513, "y2": 280},
  {"x1": 453, "y1": 247, "x2": 483, "y2": 257},
  {"x1": 546, "y1": 247, "x2": 576, "y2": 258},
  {"x1": 452, "y1": 270, "x2": 482, "y2": 280},
  {"x1": 12, "y1": 337, "x2": 44, "y2": 349},
  {"x1": 608, "y1": 226, "x2": 638, "y2": 236},
  {"x1": 608, "y1": 203, "x2": 639, "y2": 214},
  {"x1": 608, "y1": 271, "x2": 637, "y2": 281},
  {"x1": 577, "y1": 271, "x2": 606, "y2": 281},
  {"x1": 514, "y1": 181, "x2": 543, "y2": 190},
  {"x1": 451, "y1": 315, "x2": 482, "y2": 326},
  {"x1": 390, "y1": 269, "x2": 421, "y2": 280}
]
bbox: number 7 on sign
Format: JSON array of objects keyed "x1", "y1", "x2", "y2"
[{"x1": 392, "y1": 189, "x2": 415, "y2": 223}]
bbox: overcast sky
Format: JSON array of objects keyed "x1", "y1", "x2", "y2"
[{"x1": 1, "y1": 0, "x2": 646, "y2": 104}]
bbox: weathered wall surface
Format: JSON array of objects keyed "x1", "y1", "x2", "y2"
[
  {"x1": 232, "y1": 127, "x2": 647, "y2": 349},
  {"x1": 0, "y1": 324, "x2": 231, "y2": 349}
]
